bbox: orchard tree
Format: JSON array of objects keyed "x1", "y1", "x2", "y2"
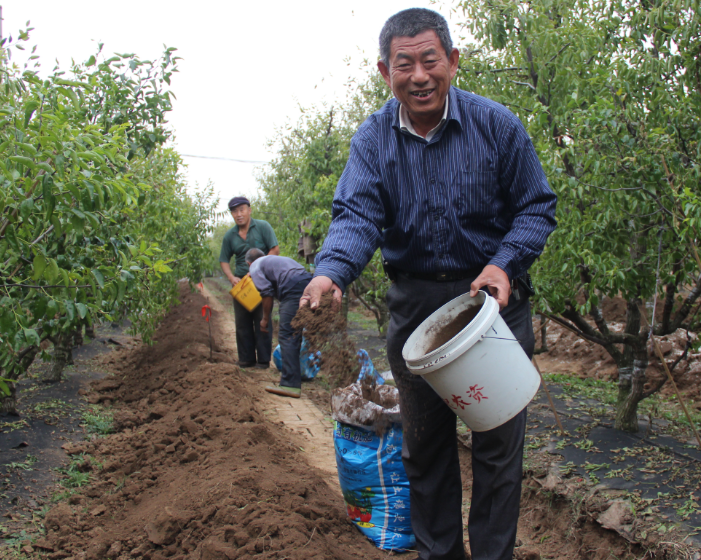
[
  {"x1": 456, "y1": 0, "x2": 701, "y2": 431},
  {"x1": 255, "y1": 70, "x2": 394, "y2": 335},
  {"x1": 0, "y1": 30, "x2": 215, "y2": 412}
]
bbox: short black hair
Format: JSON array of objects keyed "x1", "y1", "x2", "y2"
[
  {"x1": 379, "y1": 8, "x2": 453, "y2": 66},
  {"x1": 245, "y1": 248, "x2": 265, "y2": 264}
]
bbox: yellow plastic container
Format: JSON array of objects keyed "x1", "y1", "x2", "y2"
[{"x1": 229, "y1": 275, "x2": 262, "y2": 312}]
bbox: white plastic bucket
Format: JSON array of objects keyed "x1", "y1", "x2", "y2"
[{"x1": 402, "y1": 291, "x2": 540, "y2": 432}]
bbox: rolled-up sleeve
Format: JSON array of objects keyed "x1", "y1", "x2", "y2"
[{"x1": 313, "y1": 136, "x2": 385, "y2": 293}]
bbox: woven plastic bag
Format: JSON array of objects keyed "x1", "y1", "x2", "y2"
[{"x1": 332, "y1": 383, "x2": 414, "y2": 551}]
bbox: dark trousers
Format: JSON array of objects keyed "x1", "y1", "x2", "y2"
[
  {"x1": 278, "y1": 278, "x2": 311, "y2": 389},
  {"x1": 386, "y1": 276, "x2": 535, "y2": 560},
  {"x1": 233, "y1": 299, "x2": 272, "y2": 365}
]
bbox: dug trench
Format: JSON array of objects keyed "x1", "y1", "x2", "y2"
[{"x1": 30, "y1": 282, "x2": 647, "y2": 560}]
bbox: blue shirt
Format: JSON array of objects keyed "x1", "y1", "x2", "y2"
[
  {"x1": 314, "y1": 86, "x2": 557, "y2": 293},
  {"x1": 249, "y1": 256, "x2": 312, "y2": 300}
]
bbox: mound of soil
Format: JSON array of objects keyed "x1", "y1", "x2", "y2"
[{"x1": 40, "y1": 285, "x2": 388, "y2": 560}]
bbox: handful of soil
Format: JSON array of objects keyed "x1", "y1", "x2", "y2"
[{"x1": 292, "y1": 293, "x2": 360, "y2": 388}]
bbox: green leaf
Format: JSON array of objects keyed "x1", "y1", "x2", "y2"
[
  {"x1": 9, "y1": 156, "x2": 35, "y2": 170},
  {"x1": 0, "y1": 379, "x2": 11, "y2": 396},
  {"x1": 75, "y1": 303, "x2": 88, "y2": 319},
  {"x1": 92, "y1": 269, "x2": 105, "y2": 289},
  {"x1": 45, "y1": 259, "x2": 60, "y2": 283},
  {"x1": 64, "y1": 301, "x2": 75, "y2": 322},
  {"x1": 23, "y1": 328, "x2": 41, "y2": 346},
  {"x1": 19, "y1": 197, "x2": 35, "y2": 219},
  {"x1": 32, "y1": 253, "x2": 47, "y2": 280},
  {"x1": 46, "y1": 299, "x2": 59, "y2": 318}
]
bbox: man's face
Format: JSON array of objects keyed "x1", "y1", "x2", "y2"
[
  {"x1": 231, "y1": 204, "x2": 252, "y2": 227},
  {"x1": 378, "y1": 30, "x2": 459, "y2": 130}
]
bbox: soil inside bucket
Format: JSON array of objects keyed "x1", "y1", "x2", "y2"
[{"x1": 425, "y1": 304, "x2": 482, "y2": 355}]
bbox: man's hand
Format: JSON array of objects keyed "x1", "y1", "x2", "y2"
[
  {"x1": 470, "y1": 265, "x2": 511, "y2": 309},
  {"x1": 299, "y1": 276, "x2": 343, "y2": 309},
  {"x1": 260, "y1": 317, "x2": 269, "y2": 333},
  {"x1": 231, "y1": 276, "x2": 241, "y2": 287}
]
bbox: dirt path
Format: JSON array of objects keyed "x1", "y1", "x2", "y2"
[{"x1": 200, "y1": 282, "x2": 338, "y2": 487}]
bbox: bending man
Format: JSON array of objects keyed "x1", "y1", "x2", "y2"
[{"x1": 246, "y1": 248, "x2": 312, "y2": 398}]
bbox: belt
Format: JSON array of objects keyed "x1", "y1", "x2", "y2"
[{"x1": 397, "y1": 268, "x2": 483, "y2": 282}]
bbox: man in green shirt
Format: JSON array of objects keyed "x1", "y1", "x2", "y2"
[{"x1": 219, "y1": 197, "x2": 280, "y2": 368}]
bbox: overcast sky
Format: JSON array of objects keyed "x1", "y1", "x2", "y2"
[{"x1": 3, "y1": 1, "x2": 466, "y2": 218}]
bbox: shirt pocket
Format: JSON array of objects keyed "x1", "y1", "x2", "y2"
[{"x1": 457, "y1": 165, "x2": 499, "y2": 221}]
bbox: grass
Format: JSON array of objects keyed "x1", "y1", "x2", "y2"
[
  {"x1": 81, "y1": 405, "x2": 114, "y2": 435},
  {"x1": 5, "y1": 455, "x2": 37, "y2": 473},
  {"x1": 543, "y1": 373, "x2": 617, "y2": 406},
  {"x1": 347, "y1": 309, "x2": 378, "y2": 332},
  {"x1": 543, "y1": 372, "x2": 701, "y2": 437},
  {"x1": 55, "y1": 454, "x2": 101, "y2": 490},
  {"x1": 0, "y1": 419, "x2": 29, "y2": 433}
]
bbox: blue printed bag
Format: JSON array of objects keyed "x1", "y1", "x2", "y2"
[
  {"x1": 333, "y1": 419, "x2": 414, "y2": 550},
  {"x1": 272, "y1": 337, "x2": 320, "y2": 380}
]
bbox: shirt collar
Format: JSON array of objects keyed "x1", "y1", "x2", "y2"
[{"x1": 395, "y1": 87, "x2": 462, "y2": 141}]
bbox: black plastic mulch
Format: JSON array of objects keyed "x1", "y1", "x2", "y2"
[
  {"x1": 527, "y1": 383, "x2": 701, "y2": 545},
  {"x1": 0, "y1": 324, "x2": 128, "y2": 524}
]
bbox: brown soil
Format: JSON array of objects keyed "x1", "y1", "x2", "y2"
[
  {"x1": 292, "y1": 294, "x2": 359, "y2": 388},
  {"x1": 425, "y1": 305, "x2": 481, "y2": 354},
  {"x1": 16, "y1": 289, "x2": 676, "y2": 560},
  {"x1": 38, "y1": 284, "x2": 390, "y2": 560}
]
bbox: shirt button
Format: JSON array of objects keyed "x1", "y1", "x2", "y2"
[
  {"x1": 430, "y1": 178, "x2": 436, "y2": 184},
  {"x1": 434, "y1": 215, "x2": 440, "y2": 222}
]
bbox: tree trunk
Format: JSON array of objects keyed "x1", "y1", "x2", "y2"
[
  {"x1": 377, "y1": 301, "x2": 390, "y2": 339},
  {"x1": 615, "y1": 299, "x2": 648, "y2": 431},
  {"x1": 85, "y1": 322, "x2": 96, "y2": 339},
  {"x1": 73, "y1": 326, "x2": 84, "y2": 348},
  {"x1": 0, "y1": 382, "x2": 17, "y2": 415},
  {"x1": 46, "y1": 333, "x2": 73, "y2": 383},
  {"x1": 614, "y1": 352, "x2": 649, "y2": 432},
  {"x1": 1, "y1": 346, "x2": 39, "y2": 415}
]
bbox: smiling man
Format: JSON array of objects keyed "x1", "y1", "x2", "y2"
[{"x1": 300, "y1": 8, "x2": 557, "y2": 560}]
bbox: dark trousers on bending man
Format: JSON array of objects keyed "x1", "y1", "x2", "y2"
[
  {"x1": 386, "y1": 275, "x2": 535, "y2": 560},
  {"x1": 277, "y1": 277, "x2": 312, "y2": 388},
  {"x1": 233, "y1": 300, "x2": 272, "y2": 367}
]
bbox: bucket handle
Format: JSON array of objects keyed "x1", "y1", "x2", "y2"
[{"x1": 481, "y1": 335, "x2": 521, "y2": 343}]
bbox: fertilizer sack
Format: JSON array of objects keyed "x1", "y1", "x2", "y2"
[
  {"x1": 272, "y1": 337, "x2": 320, "y2": 380},
  {"x1": 332, "y1": 383, "x2": 414, "y2": 551}
]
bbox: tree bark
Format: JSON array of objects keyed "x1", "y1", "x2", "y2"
[
  {"x1": 615, "y1": 352, "x2": 649, "y2": 432},
  {"x1": 0, "y1": 346, "x2": 40, "y2": 415},
  {"x1": 0, "y1": 382, "x2": 17, "y2": 415},
  {"x1": 376, "y1": 300, "x2": 390, "y2": 340},
  {"x1": 614, "y1": 298, "x2": 647, "y2": 431},
  {"x1": 46, "y1": 333, "x2": 73, "y2": 383}
]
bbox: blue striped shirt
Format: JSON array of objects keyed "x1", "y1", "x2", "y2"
[{"x1": 315, "y1": 86, "x2": 557, "y2": 292}]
